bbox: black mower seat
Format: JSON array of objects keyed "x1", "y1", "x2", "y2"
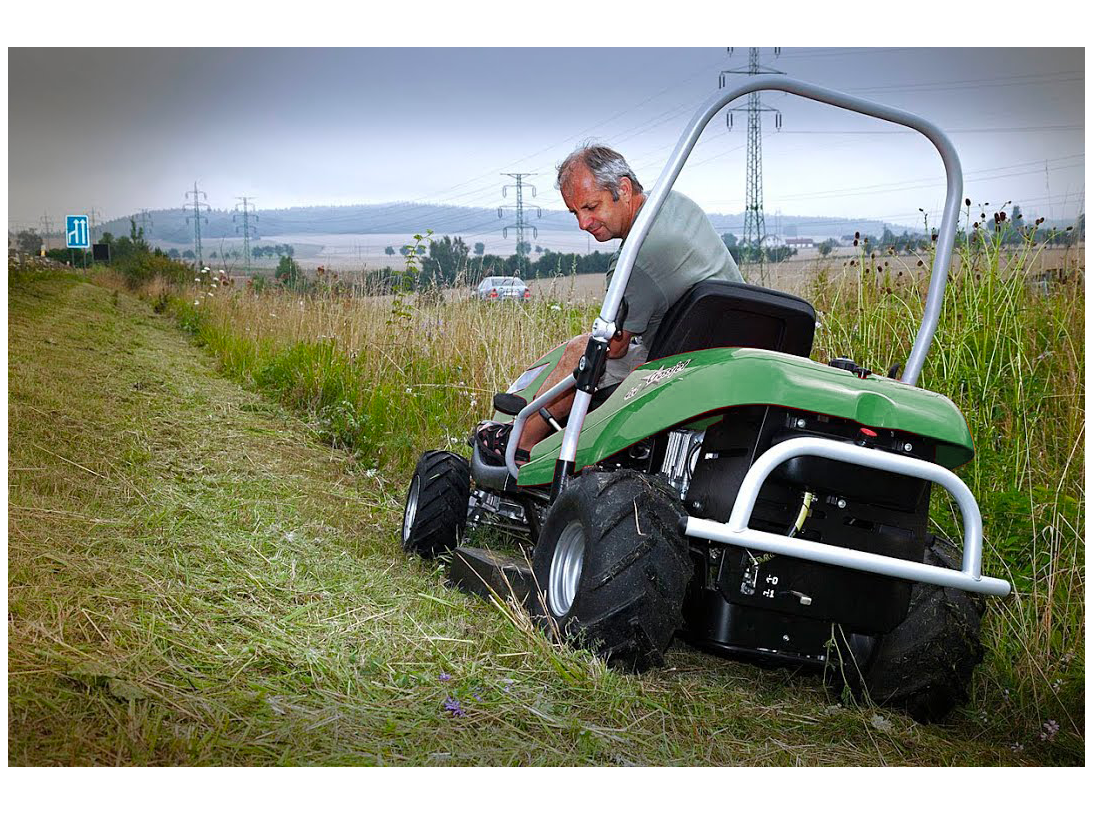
[{"x1": 644, "y1": 280, "x2": 816, "y2": 360}]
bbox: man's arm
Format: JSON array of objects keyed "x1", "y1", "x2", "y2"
[{"x1": 608, "y1": 329, "x2": 634, "y2": 359}]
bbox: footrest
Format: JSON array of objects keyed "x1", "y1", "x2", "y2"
[{"x1": 448, "y1": 546, "x2": 536, "y2": 608}]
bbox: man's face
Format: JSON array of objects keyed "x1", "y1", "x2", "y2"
[{"x1": 561, "y1": 164, "x2": 634, "y2": 242}]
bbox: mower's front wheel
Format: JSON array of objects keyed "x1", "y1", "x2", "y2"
[
  {"x1": 532, "y1": 470, "x2": 692, "y2": 672},
  {"x1": 402, "y1": 451, "x2": 470, "y2": 559}
]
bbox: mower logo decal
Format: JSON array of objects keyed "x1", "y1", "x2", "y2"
[{"x1": 623, "y1": 358, "x2": 692, "y2": 401}]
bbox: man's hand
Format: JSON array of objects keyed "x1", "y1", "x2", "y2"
[{"x1": 608, "y1": 329, "x2": 633, "y2": 359}]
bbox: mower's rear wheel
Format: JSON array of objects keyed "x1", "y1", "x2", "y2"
[
  {"x1": 833, "y1": 536, "x2": 985, "y2": 722},
  {"x1": 402, "y1": 451, "x2": 470, "y2": 559},
  {"x1": 532, "y1": 470, "x2": 692, "y2": 672}
]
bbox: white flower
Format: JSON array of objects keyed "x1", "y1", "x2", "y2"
[
  {"x1": 550, "y1": 304, "x2": 561, "y2": 311},
  {"x1": 405, "y1": 387, "x2": 413, "y2": 394},
  {"x1": 194, "y1": 277, "x2": 201, "y2": 282},
  {"x1": 211, "y1": 283, "x2": 217, "y2": 288},
  {"x1": 202, "y1": 266, "x2": 210, "y2": 272},
  {"x1": 193, "y1": 300, "x2": 200, "y2": 306},
  {"x1": 365, "y1": 468, "x2": 378, "y2": 478}
]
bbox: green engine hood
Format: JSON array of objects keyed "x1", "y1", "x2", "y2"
[{"x1": 516, "y1": 347, "x2": 975, "y2": 487}]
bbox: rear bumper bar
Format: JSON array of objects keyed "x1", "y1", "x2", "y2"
[{"x1": 682, "y1": 437, "x2": 1011, "y2": 597}]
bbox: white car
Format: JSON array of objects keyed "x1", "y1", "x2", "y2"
[{"x1": 475, "y1": 276, "x2": 530, "y2": 301}]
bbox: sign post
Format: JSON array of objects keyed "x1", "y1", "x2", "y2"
[{"x1": 66, "y1": 215, "x2": 90, "y2": 269}]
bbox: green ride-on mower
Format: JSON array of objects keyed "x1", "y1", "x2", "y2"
[{"x1": 400, "y1": 78, "x2": 1011, "y2": 723}]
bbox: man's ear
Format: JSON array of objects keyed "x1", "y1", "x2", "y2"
[{"x1": 618, "y1": 176, "x2": 632, "y2": 201}]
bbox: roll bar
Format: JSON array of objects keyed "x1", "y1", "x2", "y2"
[{"x1": 542, "y1": 78, "x2": 964, "y2": 490}]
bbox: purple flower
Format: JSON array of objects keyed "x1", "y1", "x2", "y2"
[
  {"x1": 1040, "y1": 720, "x2": 1060, "y2": 742},
  {"x1": 443, "y1": 696, "x2": 465, "y2": 717},
  {"x1": 438, "y1": 672, "x2": 452, "y2": 682}
]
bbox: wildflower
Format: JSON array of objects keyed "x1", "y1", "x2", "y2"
[
  {"x1": 443, "y1": 696, "x2": 465, "y2": 717},
  {"x1": 1010, "y1": 742, "x2": 1024, "y2": 752},
  {"x1": 500, "y1": 678, "x2": 515, "y2": 693},
  {"x1": 439, "y1": 672, "x2": 452, "y2": 682},
  {"x1": 1040, "y1": 720, "x2": 1060, "y2": 741},
  {"x1": 550, "y1": 304, "x2": 561, "y2": 311},
  {"x1": 365, "y1": 468, "x2": 378, "y2": 478},
  {"x1": 405, "y1": 387, "x2": 413, "y2": 394},
  {"x1": 472, "y1": 687, "x2": 483, "y2": 702},
  {"x1": 195, "y1": 277, "x2": 201, "y2": 283},
  {"x1": 193, "y1": 300, "x2": 200, "y2": 306}
]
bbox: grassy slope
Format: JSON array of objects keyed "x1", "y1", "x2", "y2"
[{"x1": 7, "y1": 271, "x2": 1062, "y2": 765}]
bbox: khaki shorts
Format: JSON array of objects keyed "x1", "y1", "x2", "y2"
[{"x1": 600, "y1": 339, "x2": 649, "y2": 389}]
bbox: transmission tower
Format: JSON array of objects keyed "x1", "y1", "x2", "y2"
[
  {"x1": 87, "y1": 208, "x2": 104, "y2": 242},
  {"x1": 720, "y1": 47, "x2": 783, "y2": 285},
  {"x1": 39, "y1": 213, "x2": 54, "y2": 252},
  {"x1": 498, "y1": 173, "x2": 542, "y2": 276},
  {"x1": 184, "y1": 183, "x2": 210, "y2": 270},
  {"x1": 137, "y1": 209, "x2": 154, "y2": 240},
  {"x1": 233, "y1": 196, "x2": 259, "y2": 269}
]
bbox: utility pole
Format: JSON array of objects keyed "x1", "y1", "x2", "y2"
[
  {"x1": 184, "y1": 183, "x2": 210, "y2": 270},
  {"x1": 233, "y1": 196, "x2": 258, "y2": 269},
  {"x1": 498, "y1": 173, "x2": 542, "y2": 277},
  {"x1": 39, "y1": 213, "x2": 54, "y2": 253},
  {"x1": 720, "y1": 47, "x2": 783, "y2": 286}
]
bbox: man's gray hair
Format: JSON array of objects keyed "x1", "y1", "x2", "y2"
[{"x1": 556, "y1": 143, "x2": 644, "y2": 201}]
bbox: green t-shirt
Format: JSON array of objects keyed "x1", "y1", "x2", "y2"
[{"x1": 607, "y1": 190, "x2": 743, "y2": 343}]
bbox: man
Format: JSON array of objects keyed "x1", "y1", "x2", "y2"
[{"x1": 480, "y1": 143, "x2": 743, "y2": 461}]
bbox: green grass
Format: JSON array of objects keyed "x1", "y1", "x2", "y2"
[{"x1": 7, "y1": 263, "x2": 1081, "y2": 765}]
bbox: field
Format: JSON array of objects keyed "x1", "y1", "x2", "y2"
[{"x1": 7, "y1": 225, "x2": 1084, "y2": 765}]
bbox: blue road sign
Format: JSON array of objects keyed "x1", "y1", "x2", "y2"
[{"x1": 66, "y1": 215, "x2": 90, "y2": 249}]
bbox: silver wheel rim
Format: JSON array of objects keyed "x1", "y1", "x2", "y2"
[
  {"x1": 548, "y1": 521, "x2": 585, "y2": 617},
  {"x1": 403, "y1": 475, "x2": 420, "y2": 543}
]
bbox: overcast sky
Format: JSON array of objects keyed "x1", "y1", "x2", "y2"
[{"x1": 7, "y1": 47, "x2": 1085, "y2": 232}]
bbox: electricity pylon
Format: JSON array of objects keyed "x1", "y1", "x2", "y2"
[
  {"x1": 138, "y1": 209, "x2": 154, "y2": 240},
  {"x1": 720, "y1": 47, "x2": 783, "y2": 286},
  {"x1": 233, "y1": 196, "x2": 259, "y2": 269},
  {"x1": 39, "y1": 213, "x2": 54, "y2": 252},
  {"x1": 498, "y1": 173, "x2": 542, "y2": 277},
  {"x1": 184, "y1": 183, "x2": 210, "y2": 270}
]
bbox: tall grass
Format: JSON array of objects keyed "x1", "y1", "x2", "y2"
[{"x1": 166, "y1": 225, "x2": 1084, "y2": 750}]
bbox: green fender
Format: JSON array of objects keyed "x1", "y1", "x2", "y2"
[
  {"x1": 516, "y1": 347, "x2": 975, "y2": 487},
  {"x1": 490, "y1": 341, "x2": 568, "y2": 424}
]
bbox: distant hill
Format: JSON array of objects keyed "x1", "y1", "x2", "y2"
[{"x1": 97, "y1": 202, "x2": 1078, "y2": 249}]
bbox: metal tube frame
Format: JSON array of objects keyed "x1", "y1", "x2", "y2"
[
  {"x1": 683, "y1": 437, "x2": 1010, "y2": 597},
  {"x1": 533, "y1": 77, "x2": 964, "y2": 488},
  {"x1": 505, "y1": 374, "x2": 576, "y2": 478}
]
